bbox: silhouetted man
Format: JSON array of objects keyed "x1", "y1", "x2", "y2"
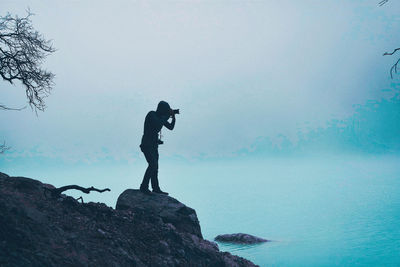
[{"x1": 139, "y1": 101, "x2": 176, "y2": 195}]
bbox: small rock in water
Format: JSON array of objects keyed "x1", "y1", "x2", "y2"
[{"x1": 215, "y1": 233, "x2": 268, "y2": 244}]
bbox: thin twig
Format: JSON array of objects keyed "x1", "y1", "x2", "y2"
[
  {"x1": 389, "y1": 57, "x2": 400, "y2": 79},
  {"x1": 383, "y1": 48, "x2": 400, "y2": 79},
  {"x1": 0, "y1": 103, "x2": 26, "y2": 111},
  {"x1": 383, "y1": 48, "x2": 400, "y2": 56},
  {"x1": 378, "y1": 0, "x2": 388, "y2": 7}
]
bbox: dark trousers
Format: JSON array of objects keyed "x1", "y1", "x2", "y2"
[{"x1": 140, "y1": 145, "x2": 160, "y2": 190}]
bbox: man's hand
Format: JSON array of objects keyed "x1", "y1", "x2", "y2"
[{"x1": 170, "y1": 109, "x2": 176, "y2": 119}]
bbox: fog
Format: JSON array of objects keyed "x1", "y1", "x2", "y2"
[{"x1": 1, "y1": 0, "x2": 400, "y2": 162}]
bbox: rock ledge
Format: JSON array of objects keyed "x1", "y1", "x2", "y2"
[
  {"x1": 0, "y1": 172, "x2": 258, "y2": 266},
  {"x1": 116, "y1": 189, "x2": 202, "y2": 238}
]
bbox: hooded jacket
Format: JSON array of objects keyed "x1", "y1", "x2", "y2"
[{"x1": 140, "y1": 101, "x2": 175, "y2": 148}]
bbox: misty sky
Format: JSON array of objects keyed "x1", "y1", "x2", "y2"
[{"x1": 1, "y1": 0, "x2": 400, "y2": 161}]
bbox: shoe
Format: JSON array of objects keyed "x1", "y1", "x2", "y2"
[
  {"x1": 140, "y1": 187, "x2": 152, "y2": 195},
  {"x1": 152, "y1": 189, "x2": 169, "y2": 195}
]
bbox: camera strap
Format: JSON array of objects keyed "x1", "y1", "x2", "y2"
[{"x1": 159, "y1": 129, "x2": 163, "y2": 141}]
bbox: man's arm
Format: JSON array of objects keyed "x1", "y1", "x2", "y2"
[
  {"x1": 150, "y1": 112, "x2": 169, "y2": 130},
  {"x1": 150, "y1": 111, "x2": 175, "y2": 130},
  {"x1": 164, "y1": 114, "x2": 175, "y2": 130}
]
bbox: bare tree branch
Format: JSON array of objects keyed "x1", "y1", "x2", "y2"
[
  {"x1": 383, "y1": 48, "x2": 400, "y2": 79},
  {"x1": 378, "y1": 0, "x2": 399, "y2": 78},
  {"x1": 0, "y1": 11, "x2": 55, "y2": 111}
]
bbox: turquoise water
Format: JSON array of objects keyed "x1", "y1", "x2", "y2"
[
  {"x1": 166, "y1": 155, "x2": 400, "y2": 266},
  {"x1": 2, "y1": 154, "x2": 400, "y2": 266}
]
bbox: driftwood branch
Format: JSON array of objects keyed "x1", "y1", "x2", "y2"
[{"x1": 44, "y1": 185, "x2": 111, "y2": 199}]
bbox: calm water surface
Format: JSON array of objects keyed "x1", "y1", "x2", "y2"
[{"x1": 3, "y1": 154, "x2": 400, "y2": 266}]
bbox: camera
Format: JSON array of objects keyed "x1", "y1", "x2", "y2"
[{"x1": 172, "y1": 109, "x2": 180, "y2": 115}]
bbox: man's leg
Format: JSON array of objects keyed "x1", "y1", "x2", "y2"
[
  {"x1": 150, "y1": 149, "x2": 168, "y2": 195},
  {"x1": 141, "y1": 146, "x2": 168, "y2": 195},
  {"x1": 140, "y1": 146, "x2": 158, "y2": 191},
  {"x1": 150, "y1": 149, "x2": 159, "y2": 191}
]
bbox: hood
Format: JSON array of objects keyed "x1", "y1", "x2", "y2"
[{"x1": 156, "y1": 101, "x2": 171, "y2": 116}]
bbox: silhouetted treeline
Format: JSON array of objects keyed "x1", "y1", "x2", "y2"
[{"x1": 240, "y1": 88, "x2": 400, "y2": 156}]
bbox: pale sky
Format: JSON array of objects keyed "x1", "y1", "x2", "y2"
[{"x1": 1, "y1": 0, "x2": 399, "y2": 161}]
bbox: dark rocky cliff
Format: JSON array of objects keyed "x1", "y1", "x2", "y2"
[{"x1": 0, "y1": 172, "x2": 257, "y2": 267}]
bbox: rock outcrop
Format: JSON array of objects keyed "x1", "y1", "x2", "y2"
[
  {"x1": 116, "y1": 189, "x2": 202, "y2": 238},
  {"x1": 215, "y1": 233, "x2": 269, "y2": 244},
  {"x1": 0, "y1": 172, "x2": 257, "y2": 266}
]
